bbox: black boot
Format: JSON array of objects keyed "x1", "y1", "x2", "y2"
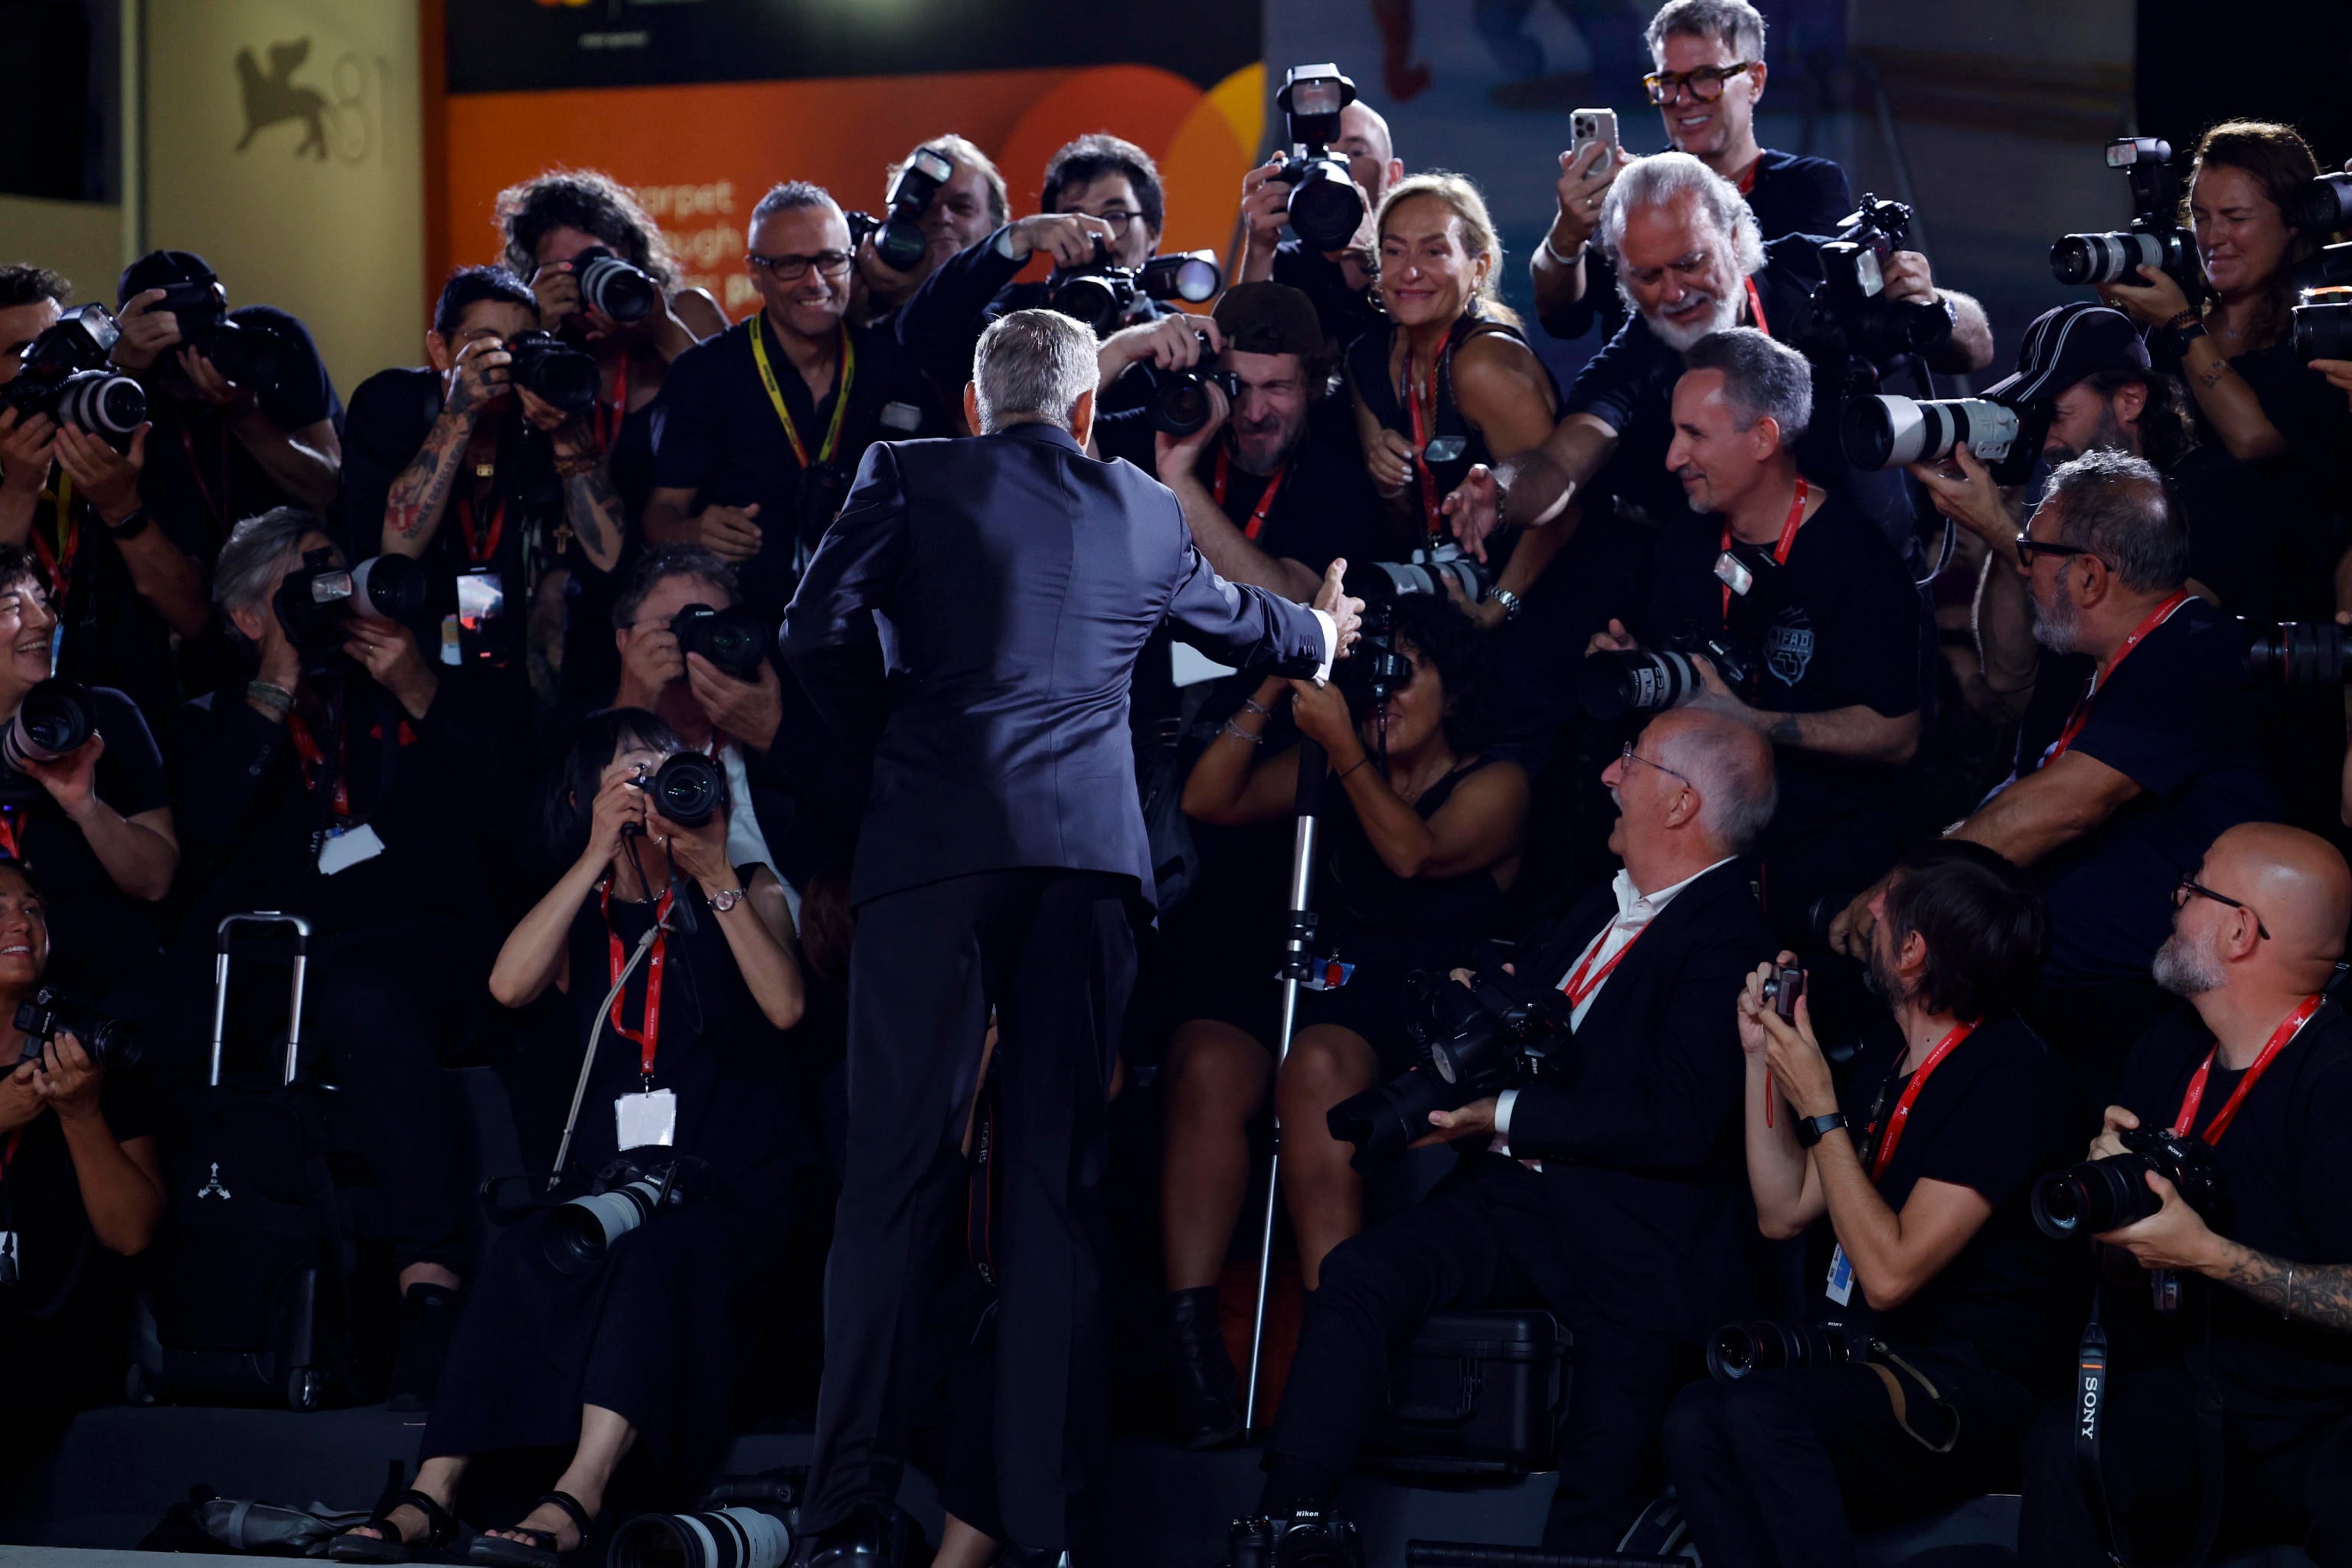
[
  {"x1": 1166, "y1": 1286, "x2": 1243, "y2": 1450},
  {"x1": 385, "y1": 1282, "x2": 461, "y2": 1413}
]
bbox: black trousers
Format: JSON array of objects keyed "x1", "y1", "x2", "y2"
[
  {"x1": 1664, "y1": 1357, "x2": 2037, "y2": 1568},
  {"x1": 1269, "y1": 1154, "x2": 1694, "y2": 1554},
  {"x1": 2019, "y1": 1369, "x2": 2352, "y2": 1566},
  {"x1": 802, "y1": 869, "x2": 1138, "y2": 1551}
]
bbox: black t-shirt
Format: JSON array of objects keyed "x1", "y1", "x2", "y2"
[
  {"x1": 27, "y1": 485, "x2": 210, "y2": 731},
  {"x1": 2113, "y1": 1000, "x2": 2352, "y2": 1429},
  {"x1": 137, "y1": 305, "x2": 341, "y2": 544},
  {"x1": 0, "y1": 1068, "x2": 159, "y2": 1383},
  {"x1": 2166, "y1": 443, "x2": 2288, "y2": 622},
  {"x1": 1542, "y1": 149, "x2": 1853, "y2": 345},
  {"x1": 1828, "y1": 1012, "x2": 2079, "y2": 1386},
  {"x1": 1643, "y1": 484, "x2": 1922, "y2": 850},
  {"x1": 0, "y1": 687, "x2": 168, "y2": 990},
  {"x1": 2008, "y1": 599, "x2": 2278, "y2": 987},
  {"x1": 1271, "y1": 237, "x2": 1383, "y2": 365},
  {"x1": 1093, "y1": 416, "x2": 1388, "y2": 577},
  {"x1": 652, "y1": 315, "x2": 942, "y2": 611}
]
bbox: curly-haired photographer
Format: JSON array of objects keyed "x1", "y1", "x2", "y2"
[{"x1": 1165, "y1": 594, "x2": 1527, "y2": 1446}]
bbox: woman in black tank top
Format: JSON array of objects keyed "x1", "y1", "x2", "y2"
[{"x1": 1158, "y1": 596, "x2": 1530, "y2": 1449}]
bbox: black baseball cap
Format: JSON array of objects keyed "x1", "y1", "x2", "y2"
[
  {"x1": 117, "y1": 249, "x2": 217, "y2": 307},
  {"x1": 1982, "y1": 302, "x2": 2151, "y2": 404},
  {"x1": 1211, "y1": 283, "x2": 1325, "y2": 358}
]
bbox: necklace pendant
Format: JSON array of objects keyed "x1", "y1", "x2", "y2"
[{"x1": 473, "y1": 462, "x2": 495, "y2": 479}]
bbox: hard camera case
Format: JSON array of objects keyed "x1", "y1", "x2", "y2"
[{"x1": 1362, "y1": 1308, "x2": 1573, "y2": 1478}]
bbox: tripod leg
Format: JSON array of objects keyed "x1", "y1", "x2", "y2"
[{"x1": 1243, "y1": 799, "x2": 1321, "y2": 1436}]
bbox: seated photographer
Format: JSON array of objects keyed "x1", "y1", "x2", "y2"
[
  {"x1": 0, "y1": 547, "x2": 177, "y2": 992},
  {"x1": 1251, "y1": 707, "x2": 1774, "y2": 1555},
  {"x1": 1664, "y1": 841, "x2": 2077, "y2": 1568},
  {"x1": 1093, "y1": 283, "x2": 1385, "y2": 601},
  {"x1": 161, "y1": 508, "x2": 518, "y2": 1407},
  {"x1": 1236, "y1": 90, "x2": 1403, "y2": 354},
  {"x1": 328, "y1": 710, "x2": 808, "y2": 1567},
  {"x1": 1165, "y1": 594, "x2": 1526, "y2": 1447},
  {"x1": 0, "y1": 860, "x2": 165, "y2": 1472},
  {"x1": 1592, "y1": 328, "x2": 1919, "y2": 945},
  {"x1": 0, "y1": 265, "x2": 212, "y2": 726},
  {"x1": 848, "y1": 136, "x2": 1007, "y2": 329},
  {"x1": 1534, "y1": 0, "x2": 1854, "y2": 345},
  {"x1": 1447, "y1": 151, "x2": 1991, "y2": 561},
  {"x1": 647, "y1": 181, "x2": 941, "y2": 616},
  {"x1": 2016, "y1": 822, "x2": 2352, "y2": 1567},
  {"x1": 350, "y1": 266, "x2": 629, "y2": 743},
  {"x1": 896, "y1": 133, "x2": 1181, "y2": 412},
  {"x1": 1833, "y1": 452, "x2": 2278, "y2": 1104}
]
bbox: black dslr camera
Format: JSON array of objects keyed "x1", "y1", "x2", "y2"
[
  {"x1": 1802, "y1": 194, "x2": 1955, "y2": 389},
  {"x1": 567, "y1": 246, "x2": 658, "y2": 325},
  {"x1": 1327, "y1": 967, "x2": 1571, "y2": 1169},
  {"x1": 1046, "y1": 243, "x2": 1223, "y2": 336},
  {"x1": 148, "y1": 277, "x2": 285, "y2": 390},
  {"x1": 15, "y1": 986, "x2": 141, "y2": 1070},
  {"x1": 1272, "y1": 64, "x2": 1367, "y2": 252},
  {"x1": 1147, "y1": 332, "x2": 1241, "y2": 436},
  {"x1": 544, "y1": 1154, "x2": 710, "y2": 1276},
  {"x1": 851, "y1": 145, "x2": 956, "y2": 275},
  {"x1": 627, "y1": 752, "x2": 727, "y2": 831},
  {"x1": 2241, "y1": 616, "x2": 2352, "y2": 687},
  {"x1": 1227, "y1": 1509, "x2": 1364, "y2": 1568},
  {"x1": 0, "y1": 305, "x2": 145, "y2": 443},
  {"x1": 2031, "y1": 1126, "x2": 2221, "y2": 1240},
  {"x1": 503, "y1": 329, "x2": 600, "y2": 413},
  {"x1": 2292, "y1": 286, "x2": 2352, "y2": 367},
  {"x1": 669, "y1": 600, "x2": 769, "y2": 681},
  {"x1": 272, "y1": 547, "x2": 429, "y2": 661},
  {"x1": 0, "y1": 679, "x2": 96, "y2": 806},
  {"x1": 1579, "y1": 626, "x2": 1757, "y2": 721},
  {"x1": 1344, "y1": 543, "x2": 1493, "y2": 606},
  {"x1": 2051, "y1": 138, "x2": 2200, "y2": 299}
]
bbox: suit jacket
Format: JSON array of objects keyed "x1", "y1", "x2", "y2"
[
  {"x1": 782, "y1": 421, "x2": 1329, "y2": 906},
  {"x1": 1506, "y1": 861, "x2": 1772, "y2": 1344}
]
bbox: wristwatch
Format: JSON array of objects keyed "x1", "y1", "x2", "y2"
[
  {"x1": 2159, "y1": 309, "x2": 2207, "y2": 361},
  {"x1": 104, "y1": 507, "x2": 152, "y2": 542},
  {"x1": 1488, "y1": 586, "x2": 1524, "y2": 623},
  {"x1": 709, "y1": 887, "x2": 748, "y2": 913},
  {"x1": 1793, "y1": 1110, "x2": 1847, "y2": 1148}
]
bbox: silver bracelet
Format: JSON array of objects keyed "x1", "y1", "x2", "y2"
[
  {"x1": 2286, "y1": 1263, "x2": 2297, "y2": 1320},
  {"x1": 247, "y1": 681, "x2": 295, "y2": 716},
  {"x1": 1540, "y1": 231, "x2": 1587, "y2": 267},
  {"x1": 1239, "y1": 697, "x2": 1273, "y2": 718},
  {"x1": 1220, "y1": 720, "x2": 1265, "y2": 746}
]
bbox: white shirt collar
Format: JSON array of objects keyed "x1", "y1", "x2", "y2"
[{"x1": 1611, "y1": 855, "x2": 1737, "y2": 921}]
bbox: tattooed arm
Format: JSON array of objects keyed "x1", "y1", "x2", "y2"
[
  {"x1": 382, "y1": 338, "x2": 508, "y2": 558},
  {"x1": 558, "y1": 456, "x2": 627, "y2": 573},
  {"x1": 2099, "y1": 1168, "x2": 2352, "y2": 1335}
]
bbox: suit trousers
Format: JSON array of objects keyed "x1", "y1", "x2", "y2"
[
  {"x1": 1269, "y1": 1154, "x2": 1696, "y2": 1553},
  {"x1": 802, "y1": 869, "x2": 1138, "y2": 1551}
]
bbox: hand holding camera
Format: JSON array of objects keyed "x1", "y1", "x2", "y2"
[
  {"x1": 1152, "y1": 380, "x2": 1230, "y2": 479},
  {"x1": 51, "y1": 421, "x2": 148, "y2": 524},
  {"x1": 584, "y1": 766, "x2": 652, "y2": 867},
  {"x1": 175, "y1": 344, "x2": 251, "y2": 411},
  {"x1": 1006, "y1": 212, "x2": 1118, "y2": 269},
  {"x1": 1905, "y1": 442, "x2": 2018, "y2": 554},
  {"x1": 443, "y1": 335, "x2": 514, "y2": 421},
  {"x1": 1743, "y1": 958, "x2": 1832, "y2": 1119},
  {"x1": 0, "y1": 407, "x2": 57, "y2": 497},
  {"x1": 24, "y1": 1028, "x2": 104, "y2": 1123},
  {"x1": 13, "y1": 727, "x2": 104, "y2": 821},
  {"x1": 1364, "y1": 427, "x2": 1417, "y2": 496},
  {"x1": 1239, "y1": 157, "x2": 1295, "y2": 253},
  {"x1": 109, "y1": 287, "x2": 181, "y2": 371},
  {"x1": 684, "y1": 650, "x2": 783, "y2": 756},
  {"x1": 2097, "y1": 262, "x2": 2196, "y2": 331},
  {"x1": 341, "y1": 615, "x2": 437, "y2": 719}
]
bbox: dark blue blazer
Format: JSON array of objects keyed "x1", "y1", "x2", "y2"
[{"x1": 781, "y1": 421, "x2": 1330, "y2": 906}]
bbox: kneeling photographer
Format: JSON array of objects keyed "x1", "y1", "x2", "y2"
[
  {"x1": 1664, "y1": 841, "x2": 2077, "y2": 1568},
  {"x1": 328, "y1": 710, "x2": 809, "y2": 1566},
  {"x1": 2014, "y1": 822, "x2": 2352, "y2": 1566},
  {"x1": 1245, "y1": 708, "x2": 1772, "y2": 1557}
]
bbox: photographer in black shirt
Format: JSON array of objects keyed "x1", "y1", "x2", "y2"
[
  {"x1": 2017, "y1": 822, "x2": 2352, "y2": 1566},
  {"x1": 848, "y1": 136, "x2": 1007, "y2": 330},
  {"x1": 1665, "y1": 841, "x2": 2076, "y2": 1568},
  {"x1": 1235, "y1": 93, "x2": 1402, "y2": 356}
]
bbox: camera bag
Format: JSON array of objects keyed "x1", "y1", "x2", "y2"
[
  {"x1": 1362, "y1": 1308, "x2": 1573, "y2": 1478},
  {"x1": 135, "y1": 913, "x2": 353, "y2": 1411}
]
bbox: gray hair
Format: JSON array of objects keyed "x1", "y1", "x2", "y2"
[
  {"x1": 1655, "y1": 711, "x2": 1779, "y2": 853},
  {"x1": 750, "y1": 180, "x2": 838, "y2": 229},
  {"x1": 972, "y1": 309, "x2": 1098, "y2": 434},
  {"x1": 1684, "y1": 327, "x2": 1812, "y2": 445},
  {"x1": 1647, "y1": 0, "x2": 1766, "y2": 65},
  {"x1": 1598, "y1": 152, "x2": 1765, "y2": 279},
  {"x1": 890, "y1": 134, "x2": 1008, "y2": 227},
  {"x1": 2043, "y1": 449, "x2": 2189, "y2": 593},
  {"x1": 214, "y1": 507, "x2": 327, "y2": 622}
]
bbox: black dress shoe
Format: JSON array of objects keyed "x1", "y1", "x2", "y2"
[
  {"x1": 799, "y1": 1504, "x2": 904, "y2": 1568},
  {"x1": 1165, "y1": 1286, "x2": 1243, "y2": 1449}
]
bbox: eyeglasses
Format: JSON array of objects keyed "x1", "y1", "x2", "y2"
[
  {"x1": 1063, "y1": 207, "x2": 1142, "y2": 236},
  {"x1": 1619, "y1": 742, "x2": 1693, "y2": 792},
  {"x1": 2013, "y1": 532, "x2": 2102, "y2": 569},
  {"x1": 746, "y1": 250, "x2": 854, "y2": 282},
  {"x1": 1642, "y1": 62, "x2": 1759, "y2": 106},
  {"x1": 2175, "y1": 874, "x2": 2272, "y2": 939}
]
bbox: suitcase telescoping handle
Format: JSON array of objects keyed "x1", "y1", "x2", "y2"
[{"x1": 208, "y1": 911, "x2": 313, "y2": 1089}]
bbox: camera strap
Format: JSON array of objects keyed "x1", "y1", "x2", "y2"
[
  {"x1": 599, "y1": 878, "x2": 673, "y2": 1085},
  {"x1": 1864, "y1": 1021, "x2": 1975, "y2": 1181},
  {"x1": 748, "y1": 316, "x2": 855, "y2": 469},
  {"x1": 2038, "y1": 591, "x2": 2190, "y2": 769},
  {"x1": 453, "y1": 489, "x2": 505, "y2": 567},
  {"x1": 594, "y1": 353, "x2": 630, "y2": 455},
  {"x1": 2074, "y1": 1294, "x2": 2125, "y2": 1565},
  {"x1": 32, "y1": 475, "x2": 78, "y2": 612},
  {"x1": 1560, "y1": 919, "x2": 1645, "y2": 1008},
  {"x1": 1718, "y1": 477, "x2": 1807, "y2": 620},
  {"x1": 2174, "y1": 993, "x2": 2318, "y2": 1143},
  {"x1": 286, "y1": 710, "x2": 351, "y2": 825},
  {"x1": 1211, "y1": 445, "x2": 1286, "y2": 541}
]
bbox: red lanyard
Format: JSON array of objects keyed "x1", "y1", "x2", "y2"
[
  {"x1": 34, "y1": 475, "x2": 78, "y2": 612},
  {"x1": 1212, "y1": 446, "x2": 1288, "y2": 541},
  {"x1": 454, "y1": 488, "x2": 505, "y2": 567},
  {"x1": 1736, "y1": 158, "x2": 1761, "y2": 196},
  {"x1": 2174, "y1": 994, "x2": 2320, "y2": 1144},
  {"x1": 286, "y1": 713, "x2": 351, "y2": 823},
  {"x1": 1561, "y1": 920, "x2": 1645, "y2": 1008},
  {"x1": 601, "y1": 880, "x2": 673, "y2": 1082},
  {"x1": 596, "y1": 353, "x2": 631, "y2": 455},
  {"x1": 181, "y1": 428, "x2": 231, "y2": 531},
  {"x1": 0, "y1": 1127, "x2": 21, "y2": 1181},
  {"x1": 1403, "y1": 340, "x2": 1455, "y2": 543},
  {"x1": 0, "y1": 806, "x2": 20, "y2": 861},
  {"x1": 1864, "y1": 1022, "x2": 1975, "y2": 1179},
  {"x1": 2039, "y1": 591, "x2": 2190, "y2": 769},
  {"x1": 1720, "y1": 477, "x2": 1807, "y2": 619},
  {"x1": 1743, "y1": 276, "x2": 1769, "y2": 337}
]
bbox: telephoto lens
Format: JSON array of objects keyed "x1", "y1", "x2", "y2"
[
  {"x1": 505, "y1": 329, "x2": 601, "y2": 413},
  {"x1": 1842, "y1": 394, "x2": 2021, "y2": 471},
  {"x1": 38, "y1": 370, "x2": 148, "y2": 438},
  {"x1": 1138, "y1": 249, "x2": 1226, "y2": 305},
  {"x1": 544, "y1": 1171, "x2": 681, "y2": 1276},
  {"x1": 635, "y1": 751, "x2": 727, "y2": 830},
  {"x1": 669, "y1": 603, "x2": 770, "y2": 681},
  {"x1": 2050, "y1": 230, "x2": 2167, "y2": 287},
  {"x1": 1345, "y1": 549, "x2": 1492, "y2": 606},
  {"x1": 2, "y1": 680, "x2": 95, "y2": 773},
  {"x1": 1705, "y1": 1319, "x2": 1872, "y2": 1382},
  {"x1": 343, "y1": 554, "x2": 429, "y2": 624},
  {"x1": 2289, "y1": 172, "x2": 2352, "y2": 237},
  {"x1": 2292, "y1": 298, "x2": 2352, "y2": 366},
  {"x1": 2295, "y1": 241, "x2": 2352, "y2": 294},
  {"x1": 2241, "y1": 617, "x2": 2352, "y2": 685},
  {"x1": 573, "y1": 247, "x2": 658, "y2": 324},
  {"x1": 1578, "y1": 648, "x2": 1702, "y2": 720},
  {"x1": 13, "y1": 987, "x2": 141, "y2": 1070},
  {"x1": 606, "y1": 1508, "x2": 792, "y2": 1568}
]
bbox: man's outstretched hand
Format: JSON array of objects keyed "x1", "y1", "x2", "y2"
[{"x1": 1313, "y1": 557, "x2": 1365, "y2": 661}]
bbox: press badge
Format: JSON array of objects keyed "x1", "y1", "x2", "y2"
[
  {"x1": 1825, "y1": 1243, "x2": 1855, "y2": 1306},
  {"x1": 616, "y1": 1087, "x2": 678, "y2": 1151},
  {"x1": 318, "y1": 822, "x2": 386, "y2": 874},
  {"x1": 1301, "y1": 958, "x2": 1356, "y2": 991},
  {"x1": 1714, "y1": 552, "x2": 1756, "y2": 599}
]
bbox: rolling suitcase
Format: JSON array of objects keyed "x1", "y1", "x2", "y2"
[{"x1": 1362, "y1": 1309, "x2": 1573, "y2": 1478}]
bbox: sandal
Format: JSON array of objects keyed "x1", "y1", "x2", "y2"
[
  {"x1": 467, "y1": 1490, "x2": 594, "y2": 1568},
  {"x1": 329, "y1": 1488, "x2": 459, "y2": 1563}
]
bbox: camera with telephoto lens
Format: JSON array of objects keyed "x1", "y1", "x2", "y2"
[
  {"x1": 544, "y1": 1155, "x2": 707, "y2": 1276},
  {"x1": 1579, "y1": 629, "x2": 1756, "y2": 721},
  {"x1": 1046, "y1": 243, "x2": 1223, "y2": 336},
  {"x1": 1707, "y1": 1318, "x2": 1874, "y2": 1383},
  {"x1": 2292, "y1": 287, "x2": 2352, "y2": 367},
  {"x1": 852, "y1": 145, "x2": 956, "y2": 275},
  {"x1": 1227, "y1": 1509, "x2": 1365, "y2": 1568},
  {"x1": 15, "y1": 986, "x2": 141, "y2": 1070},
  {"x1": 147, "y1": 278, "x2": 286, "y2": 390},
  {"x1": 1345, "y1": 542, "x2": 1493, "y2": 606},
  {"x1": 503, "y1": 328, "x2": 600, "y2": 413},
  {"x1": 1802, "y1": 194, "x2": 1954, "y2": 386},
  {"x1": 272, "y1": 547, "x2": 429, "y2": 656},
  {"x1": 0, "y1": 305, "x2": 145, "y2": 443},
  {"x1": 1842, "y1": 391, "x2": 2050, "y2": 486},
  {"x1": 2295, "y1": 241, "x2": 2352, "y2": 295},
  {"x1": 2050, "y1": 138, "x2": 2200, "y2": 299},
  {"x1": 1147, "y1": 332, "x2": 1243, "y2": 436},
  {"x1": 2031, "y1": 1125, "x2": 2220, "y2": 1240},
  {"x1": 1327, "y1": 968, "x2": 1570, "y2": 1170},
  {"x1": 0, "y1": 679, "x2": 96, "y2": 811},
  {"x1": 669, "y1": 601, "x2": 769, "y2": 681},
  {"x1": 568, "y1": 245, "x2": 658, "y2": 325},
  {"x1": 2240, "y1": 615, "x2": 2352, "y2": 686},
  {"x1": 608, "y1": 1469, "x2": 801, "y2": 1568},
  {"x1": 2288, "y1": 172, "x2": 2352, "y2": 239},
  {"x1": 629, "y1": 751, "x2": 726, "y2": 831},
  {"x1": 1271, "y1": 64, "x2": 1367, "y2": 252}
]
